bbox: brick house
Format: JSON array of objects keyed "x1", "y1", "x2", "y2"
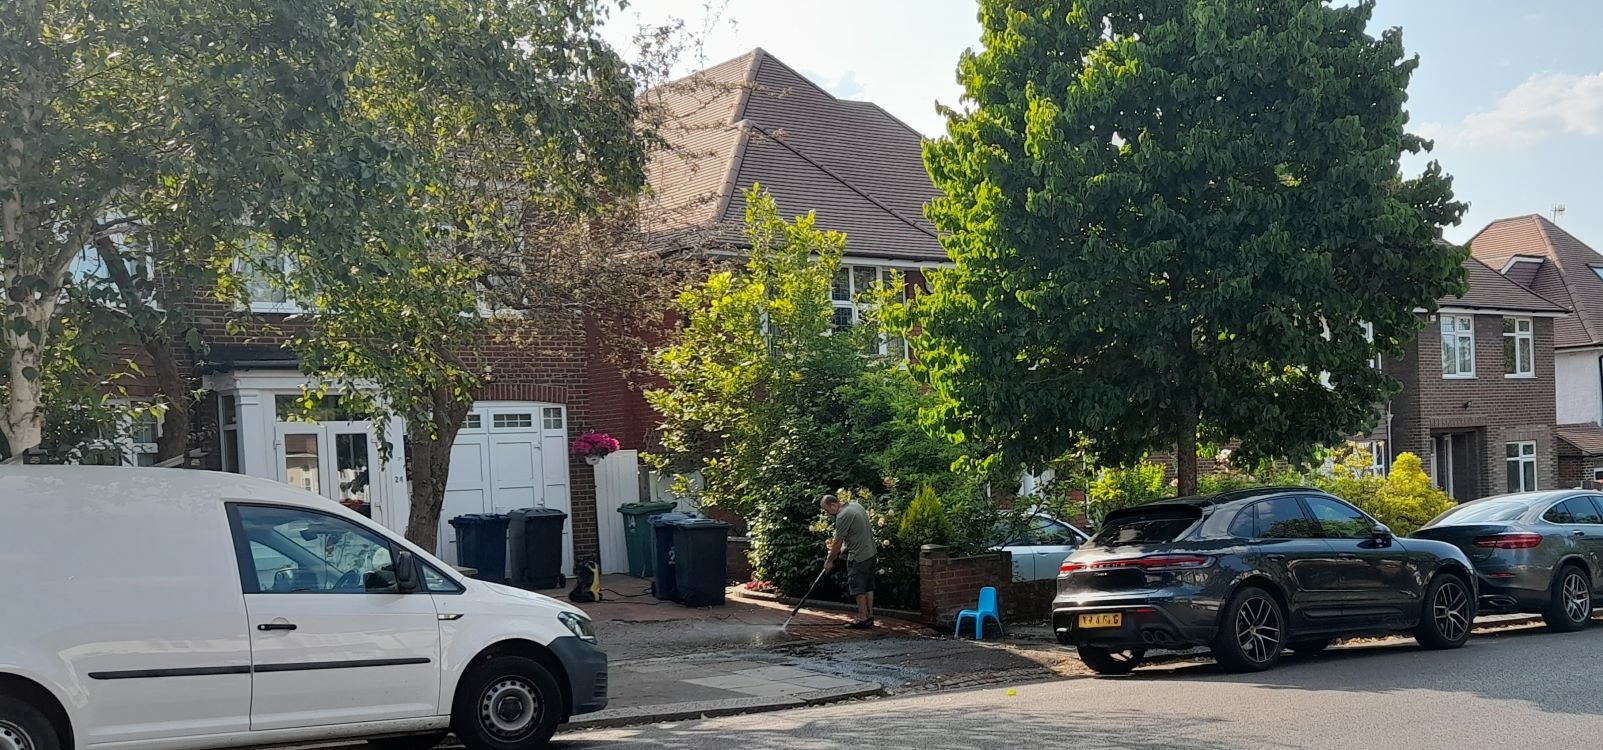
[
  {"x1": 1467, "y1": 215, "x2": 1603, "y2": 487},
  {"x1": 1379, "y1": 257, "x2": 1569, "y2": 501},
  {"x1": 80, "y1": 48, "x2": 950, "y2": 576},
  {"x1": 577, "y1": 49, "x2": 952, "y2": 546}
]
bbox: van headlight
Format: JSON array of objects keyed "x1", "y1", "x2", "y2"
[{"x1": 558, "y1": 611, "x2": 598, "y2": 644}]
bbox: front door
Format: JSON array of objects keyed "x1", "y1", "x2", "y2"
[
  {"x1": 228, "y1": 503, "x2": 442, "y2": 730},
  {"x1": 1303, "y1": 495, "x2": 1418, "y2": 624},
  {"x1": 275, "y1": 422, "x2": 380, "y2": 509},
  {"x1": 1434, "y1": 432, "x2": 1483, "y2": 501}
]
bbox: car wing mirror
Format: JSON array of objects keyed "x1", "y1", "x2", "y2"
[
  {"x1": 1372, "y1": 523, "x2": 1394, "y2": 545},
  {"x1": 394, "y1": 549, "x2": 420, "y2": 593}
]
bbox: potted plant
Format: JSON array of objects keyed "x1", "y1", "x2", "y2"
[{"x1": 571, "y1": 432, "x2": 621, "y2": 465}]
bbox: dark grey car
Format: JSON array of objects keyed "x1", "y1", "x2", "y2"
[
  {"x1": 1414, "y1": 490, "x2": 1603, "y2": 631},
  {"x1": 1053, "y1": 487, "x2": 1476, "y2": 675}
]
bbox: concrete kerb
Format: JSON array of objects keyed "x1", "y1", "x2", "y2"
[{"x1": 562, "y1": 683, "x2": 886, "y2": 732}]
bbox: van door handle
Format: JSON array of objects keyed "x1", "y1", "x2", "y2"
[
  {"x1": 257, "y1": 623, "x2": 297, "y2": 631},
  {"x1": 1574, "y1": 530, "x2": 1587, "y2": 538}
]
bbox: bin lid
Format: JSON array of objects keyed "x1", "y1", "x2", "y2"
[
  {"x1": 449, "y1": 513, "x2": 509, "y2": 526},
  {"x1": 674, "y1": 518, "x2": 730, "y2": 531},
  {"x1": 509, "y1": 507, "x2": 568, "y2": 520},
  {"x1": 619, "y1": 501, "x2": 678, "y2": 515},
  {"x1": 649, "y1": 512, "x2": 701, "y2": 527}
]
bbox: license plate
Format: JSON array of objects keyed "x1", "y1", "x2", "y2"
[{"x1": 1078, "y1": 612, "x2": 1123, "y2": 629}]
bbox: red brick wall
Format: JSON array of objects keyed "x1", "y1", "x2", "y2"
[
  {"x1": 582, "y1": 316, "x2": 668, "y2": 452},
  {"x1": 1560, "y1": 454, "x2": 1603, "y2": 489},
  {"x1": 917, "y1": 545, "x2": 1055, "y2": 627},
  {"x1": 726, "y1": 536, "x2": 753, "y2": 584},
  {"x1": 1388, "y1": 313, "x2": 1559, "y2": 499}
]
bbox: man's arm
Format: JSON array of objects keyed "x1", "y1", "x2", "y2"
[{"x1": 823, "y1": 536, "x2": 843, "y2": 572}]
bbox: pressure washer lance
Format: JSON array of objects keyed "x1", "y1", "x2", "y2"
[{"x1": 781, "y1": 566, "x2": 830, "y2": 634}]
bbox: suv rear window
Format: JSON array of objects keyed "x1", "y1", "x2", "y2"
[
  {"x1": 1091, "y1": 506, "x2": 1202, "y2": 547},
  {"x1": 1427, "y1": 500, "x2": 1529, "y2": 527}
]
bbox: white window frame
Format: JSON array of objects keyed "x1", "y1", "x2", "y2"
[
  {"x1": 1361, "y1": 321, "x2": 1380, "y2": 370},
  {"x1": 68, "y1": 229, "x2": 162, "y2": 310},
  {"x1": 1440, "y1": 315, "x2": 1476, "y2": 379},
  {"x1": 1506, "y1": 441, "x2": 1538, "y2": 493},
  {"x1": 830, "y1": 264, "x2": 912, "y2": 359},
  {"x1": 236, "y1": 244, "x2": 307, "y2": 315},
  {"x1": 77, "y1": 402, "x2": 161, "y2": 467},
  {"x1": 1503, "y1": 317, "x2": 1535, "y2": 378},
  {"x1": 219, "y1": 395, "x2": 241, "y2": 473}
]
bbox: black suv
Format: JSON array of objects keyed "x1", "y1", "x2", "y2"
[{"x1": 1053, "y1": 488, "x2": 1477, "y2": 674}]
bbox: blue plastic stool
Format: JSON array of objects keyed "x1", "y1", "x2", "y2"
[{"x1": 955, "y1": 586, "x2": 1003, "y2": 640}]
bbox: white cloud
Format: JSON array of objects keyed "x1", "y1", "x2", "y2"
[{"x1": 1437, "y1": 71, "x2": 1603, "y2": 148}]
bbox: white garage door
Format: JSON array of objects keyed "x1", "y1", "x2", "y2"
[{"x1": 439, "y1": 402, "x2": 572, "y2": 577}]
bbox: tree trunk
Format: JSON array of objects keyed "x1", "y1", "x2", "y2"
[
  {"x1": 149, "y1": 343, "x2": 191, "y2": 462},
  {"x1": 403, "y1": 384, "x2": 473, "y2": 550},
  {"x1": 95, "y1": 236, "x2": 191, "y2": 462},
  {"x1": 1176, "y1": 410, "x2": 1200, "y2": 497},
  {"x1": 1, "y1": 299, "x2": 53, "y2": 457}
]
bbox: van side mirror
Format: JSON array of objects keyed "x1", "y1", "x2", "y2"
[
  {"x1": 1372, "y1": 523, "x2": 1394, "y2": 546},
  {"x1": 394, "y1": 549, "x2": 420, "y2": 593}
]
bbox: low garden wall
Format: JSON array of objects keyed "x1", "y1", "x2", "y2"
[
  {"x1": 917, "y1": 545, "x2": 1056, "y2": 627},
  {"x1": 726, "y1": 536, "x2": 754, "y2": 584}
]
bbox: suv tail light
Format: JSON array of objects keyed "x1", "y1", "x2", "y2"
[
  {"x1": 1472, "y1": 533, "x2": 1544, "y2": 549},
  {"x1": 1060, "y1": 554, "x2": 1214, "y2": 574}
]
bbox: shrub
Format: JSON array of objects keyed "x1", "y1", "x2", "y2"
[
  {"x1": 898, "y1": 484, "x2": 953, "y2": 549},
  {"x1": 1366, "y1": 452, "x2": 1455, "y2": 535},
  {"x1": 1089, "y1": 461, "x2": 1169, "y2": 524}
]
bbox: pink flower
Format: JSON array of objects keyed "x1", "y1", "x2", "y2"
[{"x1": 570, "y1": 432, "x2": 621, "y2": 458}]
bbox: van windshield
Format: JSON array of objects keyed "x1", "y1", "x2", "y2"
[{"x1": 1090, "y1": 506, "x2": 1202, "y2": 547}]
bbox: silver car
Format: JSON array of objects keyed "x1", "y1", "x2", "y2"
[
  {"x1": 1415, "y1": 490, "x2": 1603, "y2": 631},
  {"x1": 997, "y1": 514, "x2": 1091, "y2": 582}
]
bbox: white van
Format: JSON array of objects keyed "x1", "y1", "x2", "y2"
[{"x1": 0, "y1": 467, "x2": 607, "y2": 750}]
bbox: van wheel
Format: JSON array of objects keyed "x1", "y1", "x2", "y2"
[
  {"x1": 367, "y1": 732, "x2": 448, "y2": 750},
  {"x1": 0, "y1": 694, "x2": 60, "y2": 750},
  {"x1": 452, "y1": 655, "x2": 563, "y2": 750}
]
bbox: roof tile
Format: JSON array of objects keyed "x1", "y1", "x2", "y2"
[
  {"x1": 642, "y1": 49, "x2": 944, "y2": 262},
  {"x1": 1470, "y1": 215, "x2": 1603, "y2": 348}
]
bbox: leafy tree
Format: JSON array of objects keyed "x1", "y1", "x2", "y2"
[
  {"x1": 277, "y1": 0, "x2": 663, "y2": 550},
  {"x1": 917, "y1": 0, "x2": 1468, "y2": 495},
  {"x1": 649, "y1": 187, "x2": 918, "y2": 592},
  {"x1": 3, "y1": 0, "x2": 685, "y2": 555},
  {"x1": 1, "y1": 0, "x2": 366, "y2": 456},
  {"x1": 1088, "y1": 462, "x2": 1169, "y2": 524}
]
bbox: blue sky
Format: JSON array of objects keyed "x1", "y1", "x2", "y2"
[{"x1": 604, "y1": 1, "x2": 1603, "y2": 246}]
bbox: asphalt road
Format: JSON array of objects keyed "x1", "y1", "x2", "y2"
[{"x1": 558, "y1": 624, "x2": 1603, "y2": 749}]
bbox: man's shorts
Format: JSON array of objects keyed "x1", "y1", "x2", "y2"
[{"x1": 847, "y1": 555, "x2": 876, "y2": 596}]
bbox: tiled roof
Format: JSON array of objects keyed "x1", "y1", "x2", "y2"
[
  {"x1": 642, "y1": 49, "x2": 945, "y2": 263},
  {"x1": 1557, "y1": 424, "x2": 1603, "y2": 457},
  {"x1": 1446, "y1": 256, "x2": 1570, "y2": 314},
  {"x1": 1470, "y1": 215, "x2": 1603, "y2": 348}
]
